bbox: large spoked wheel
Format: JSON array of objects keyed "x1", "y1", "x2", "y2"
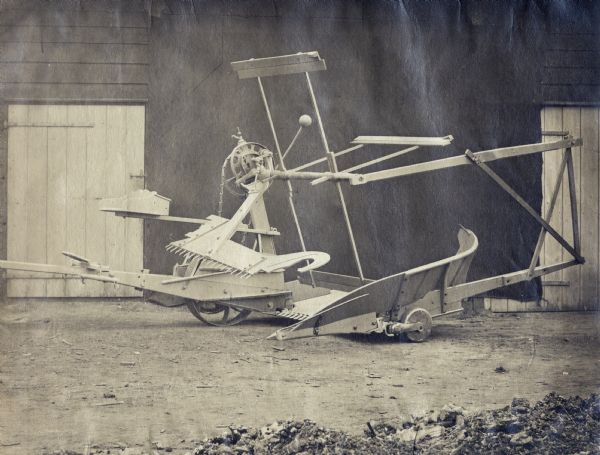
[
  {"x1": 187, "y1": 300, "x2": 251, "y2": 326},
  {"x1": 401, "y1": 308, "x2": 433, "y2": 342}
]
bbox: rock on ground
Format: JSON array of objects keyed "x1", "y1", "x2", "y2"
[{"x1": 188, "y1": 393, "x2": 600, "y2": 455}]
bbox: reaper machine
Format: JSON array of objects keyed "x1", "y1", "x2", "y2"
[{"x1": 0, "y1": 52, "x2": 584, "y2": 342}]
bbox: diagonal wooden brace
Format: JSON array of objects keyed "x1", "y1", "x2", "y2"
[
  {"x1": 465, "y1": 149, "x2": 584, "y2": 265},
  {"x1": 527, "y1": 151, "x2": 568, "y2": 277}
]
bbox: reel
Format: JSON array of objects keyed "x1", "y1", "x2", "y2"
[
  {"x1": 217, "y1": 130, "x2": 274, "y2": 216},
  {"x1": 229, "y1": 140, "x2": 273, "y2": 187}
]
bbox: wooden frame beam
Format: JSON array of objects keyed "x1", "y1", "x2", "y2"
[
  {"x1": 350, "y1": 137, "x2": 582, "y2": 185},
  {"x1": 231, "y1": 52, "x2": 326, "y2": 79}
]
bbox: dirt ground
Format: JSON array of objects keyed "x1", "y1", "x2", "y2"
[{"x1": 0, "y1": 299, "x2": 599, "y2": 454}]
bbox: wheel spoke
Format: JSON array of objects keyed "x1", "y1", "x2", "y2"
[
  {"x1": 187, "y1": 300, "x2": 251, "y2": 327},
  {"x1": 221, "y1": 306, "x2": 231, "y2": 322}
]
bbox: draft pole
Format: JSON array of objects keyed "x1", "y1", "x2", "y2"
[
  {"x1": 305, "y1": 72, "x2": 365, "y2": 282},
  {"x1": 256, "y1": 76, "x2": 316, "y2": 287}
]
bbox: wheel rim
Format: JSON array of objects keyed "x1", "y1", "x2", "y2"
[
  {"x1": 402, "y1": 308, "x2": 432, "y2": 342},
  {"x1": 187, "y1": 300, "x2": 251, "y2": 326}
]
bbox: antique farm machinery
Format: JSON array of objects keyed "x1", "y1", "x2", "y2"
[{"x1": 0, "y1": 52, "x2": 584, "y2": 342}]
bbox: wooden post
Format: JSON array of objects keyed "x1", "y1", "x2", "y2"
[{"x1": 565, "y1": 148, "x2": 581, "y2": 255}]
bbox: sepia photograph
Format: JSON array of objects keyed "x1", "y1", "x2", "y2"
[{"x1": 0, "y1": 0, "x2": 599, "y2": 453}]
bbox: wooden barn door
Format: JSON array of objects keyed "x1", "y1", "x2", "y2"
[
  {"x1": 541, "y1": 107, "x2": 599, "y2": 311},
  {"x1": 7, "y1": 104, "x2": 144, "y2": 298}
]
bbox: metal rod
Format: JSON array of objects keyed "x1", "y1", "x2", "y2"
[
  {"x1": 335, "y1": 143, "x2": 364, "y2": 157},
  {"x1": 565, "y1": 148, "x2": 581, "y2": 255},
  {"x1": 465, "y1": 150, "x2": 584, "y2": 264},
  {"x1": 527, "y1": 151, "x2": 568, "y2": 277},
  {"x1": 257, "y1": 77, "x2": 315, "y2": 286},
  {"x1": 291, "y1": 156, "x2": 328, "y2": 172},
  {"x1": 342, "y1": 146, "x2": 419, "y2": 173},
  {"x1": 305, "y1": 72, "x2": 365, "y2": 282},
  {"x1": 281, "y1": 127, "x2": 303, "y2": 162},
  {"x1": 541, "y1": 130, "x2": 570, "y2": 137},
  {"x1": 290, "y1": 145, "x2": 365, "y2": 172},
  {"x1": 269, "y1": 169, "x2": 354, "y2": 181},
  {"x1": 257, "y1": 77, "x2": 284, "y2": 160},
  {"x1": 431, "y1": 308, "x2": 464, "y2": 319}
]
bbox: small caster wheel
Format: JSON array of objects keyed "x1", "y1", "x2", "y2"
[{"x1": 402, "y1": 308, "x2": 432, "y2": 342}]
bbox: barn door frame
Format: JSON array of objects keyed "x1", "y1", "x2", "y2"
[
  {"x1": 1, "y1": 100, "x2": 146, "y2": 300},
  {"x1": 539, "y1": 105, "x2": 600, "y2": 312}
]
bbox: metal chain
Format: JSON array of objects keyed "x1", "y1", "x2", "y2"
[{"x1": 217, "y1": 157, "x2": 228, "y2": 217}]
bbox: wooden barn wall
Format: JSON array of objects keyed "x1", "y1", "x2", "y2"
[
  {"x1": 486, "y1": 3, "x2": 600, "y2": 312},
  {"x1": 0, "y1": 0, "x2": 149, "y2": 300},
  {"x1": 541, "y1": 2, "x2": 600, "y2": 105},
  {"x1": 0, "y1": 1, "x2": 149, "y2": 102}
]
